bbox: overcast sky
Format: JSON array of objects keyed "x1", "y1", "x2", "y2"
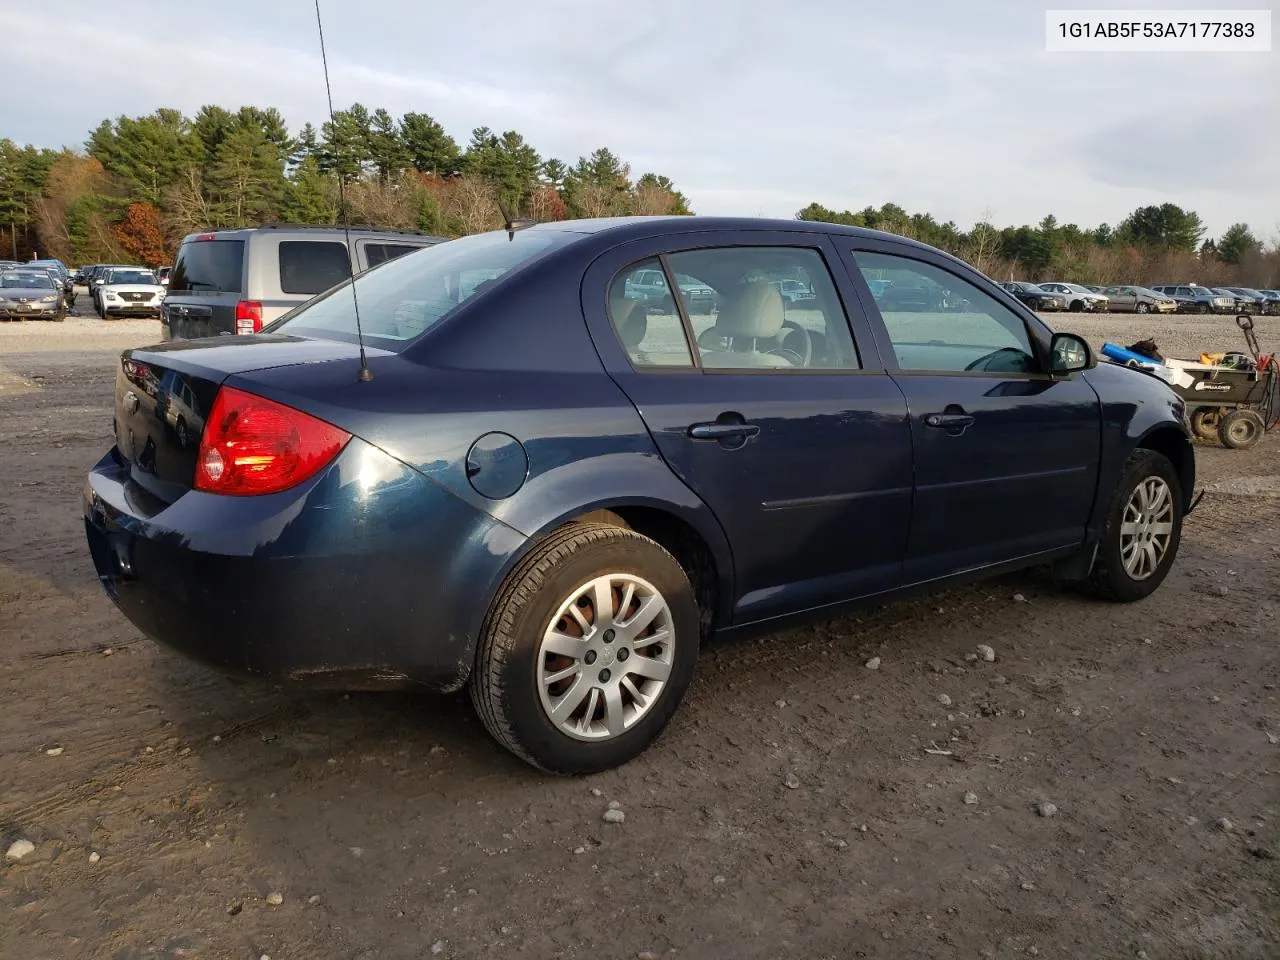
[{"x1": 5, "y1": 0, "x2": 1277, "y2": 237}]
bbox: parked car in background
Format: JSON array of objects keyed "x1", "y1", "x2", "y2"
[
  {"x1": 1253, "y1": 289, "x2": 1280, "y2": 313},
  {"x1": 1083, "y1": 284, "x2": 1107, "y2": 293},
  {"x1": 1149, "y1": 285, "x2": 1236, "y2": 314},
  {"x1": 89, "y1": 264, "x2": 142, "y2": 309},
  {"x1": 0, "y1": 269, "x2": 67, "y2": 321},
  {"x1": 1037, "y1": 282, "x2": 1110, "y2": 312},
  {"x1": 625, "y1": 267, "x2": 719, "y2": 315},
  {"x1": 1102, "y1": 285, "x2": 1178, "y2": 314},
  {"x1": 1209, "y1": 287, "x2": 1257, "y2": 314},
  {"x1": 999, "y1": 281, "x2": 1067, "y2": 312},
  {"x1": 156, "y1": 266, "x2": 171, "y2": 286},
  {"x1": 83, "y1": 215, "x2": 1197, "y2": 773},
  {"x1": 161, "y1": 224, "x2": 447, "y2": 340},
  {"x1": 96, "y1": 267, "x2": 166, "y2": 319},
  {"x1": 1221, "y1": 287, "x2": 1276, "y2": 315}
]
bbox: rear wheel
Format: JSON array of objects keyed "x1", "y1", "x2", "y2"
[
  {"x1": 1082, "y1": 449, "x2": 1182, "y2": 602},
  {"x1": 471, "y1": 522, "x2": 699, "y2": 774},
  {"x1": 1217, "y1": 408, "x2": 1264, "y2": 450}
]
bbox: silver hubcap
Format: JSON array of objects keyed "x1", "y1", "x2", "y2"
[
  {"x1": 537, "y1": 574, "x2": 675, "y2": 742},
  {"x1": 1120, "y1": 476, "x2": 1174, "y2": 580}
]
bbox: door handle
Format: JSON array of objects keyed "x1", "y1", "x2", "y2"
[
  {"x1": 924, "y1": 413, "x2": 975, "y2": 429},
  {"x1": 688, "y1": 422, "x2": 760, "y2": 441}
]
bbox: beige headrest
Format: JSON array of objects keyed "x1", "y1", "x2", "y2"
[{"x1": 715, "y1": 281, "x2": 784, "y2": 339}]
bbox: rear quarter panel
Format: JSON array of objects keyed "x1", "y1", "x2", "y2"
[{"x1": 234, "y1": 257, "x2": 738, "y2": 634}]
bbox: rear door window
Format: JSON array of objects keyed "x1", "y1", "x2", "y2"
[
  {"x1": 168, "y1": 239, "x2": 245, "y2": 294},
  {"x1": 279, "y1": 241, "x2": 353, "y2": 295}
]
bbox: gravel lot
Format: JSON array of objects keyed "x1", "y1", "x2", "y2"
[{"x1": 2, "y1": 303, "x2": 1277, "y2": 959}]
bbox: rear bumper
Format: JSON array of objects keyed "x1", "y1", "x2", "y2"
[{"x1": 83, "y1": 440, "x2": 527, "y2": 691}]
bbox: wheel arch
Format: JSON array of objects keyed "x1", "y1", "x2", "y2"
[
  {"x1": 534, "y1": 500, "x2": 732, "y2": 640},
  {"x1": 1135, "y1": 424, "x2": 1195, "y2": 508}
]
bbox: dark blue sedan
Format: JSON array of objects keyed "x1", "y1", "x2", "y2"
[{"x1": 84, "y1": 217, "x2": 1196, "y2": 773}]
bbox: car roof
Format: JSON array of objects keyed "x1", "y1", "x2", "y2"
[
  {"x1": 523, "y1": 215, "x2": 942, "y2": 248},
  {"x1": 179, "y1": 223, "x2": 447, "y2": 242}
]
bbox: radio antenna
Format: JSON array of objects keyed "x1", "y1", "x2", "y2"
[{"x1": 314, "y1": 0, "x2": 373, "y2": 382}]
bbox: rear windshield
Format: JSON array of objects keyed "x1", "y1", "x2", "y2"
[
  {"x1": 266, "y1": 230, "x2": 576, "y2": 350},
  {"x1": 169, "y1": 238, "x2": 245, "y2": 294}
]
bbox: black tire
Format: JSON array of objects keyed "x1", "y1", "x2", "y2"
[
  {"x1": 1198, "y1": 303, "x2": 1211, "y2": 314},
  {"x1": 1137, "y1": 302, "x2": 1151, "y2": 314},
  {"x1": 470, "y1": 522, "x2": 700, "y2": 774},
  {"x1": 1082, "y1": 448, "x2": 1183, "y2": 602},
  {"x1": 1217, "y1": 408, "x2": 1264, "y2": 450},
  {"x1": 1069, "y1": 300, "x2": 1084, "y2": 313},
  {"x1": 175, "y1": 417, "x2": 189, "y2": 449},
  {"x1": 1189, "y1": 407, "x2": 1221, "y2": 442}
]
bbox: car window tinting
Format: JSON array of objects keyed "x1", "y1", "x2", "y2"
[
  {"x1": 279, "y1": 241, "x2": 353, "y2": 295},
  {"x1": 608, "y1": 259, "x2": 695, "y2": 368},
  {"x1": 621, "y1": 247, "x2": 859, "y2": 371},
  {"x1": 267, "y1": 230, "x2": 573, "y2": 349},
  {"x1": 855, "y1": 251, "x2": 1038, "y2": 374},
  {"x1": 169, "y1": 239, "x2": 245, "y2": 294},
  {"x1": 364, "y1": 243, "x2": 424, "y2": 269}
]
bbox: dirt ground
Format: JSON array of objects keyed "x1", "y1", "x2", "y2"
[{"x1": 2, "y1": 307, "x2": 1278, "y2": 960}]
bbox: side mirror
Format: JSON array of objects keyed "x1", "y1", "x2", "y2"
[{"x1": 1050, "y1": 332, "x2": 1094, "y2": 374}]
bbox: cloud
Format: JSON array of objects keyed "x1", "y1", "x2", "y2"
[{"x1": 2, "y1": 0, "x2": 1275, "y2": 235}]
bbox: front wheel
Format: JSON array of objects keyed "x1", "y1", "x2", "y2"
[
  {"x1": 1082, "y1": 449, "x2": 1183, "y2": 602},
  {"x1": 471, "y1": 522, "x2": 700, "y2": 774},
  {"x1": 1137, "y1": 302, "x2": 1151, "y2": 314}
]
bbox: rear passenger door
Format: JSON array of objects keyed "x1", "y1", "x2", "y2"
[{"x1": 582, "y1": 231, "x2": 914, "y2": 625}]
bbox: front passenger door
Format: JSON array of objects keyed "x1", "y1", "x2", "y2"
[{"x1": 847, "y1": 244, "x2": 1102, "y2": 584}]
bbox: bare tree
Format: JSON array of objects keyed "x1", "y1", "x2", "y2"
[
  {"x1": 631, "y1": 181, "x2": 678, "y2": 216},
  {"x1": 441, "y1": 174, "x2": 501, "y2": 235},
  {"x1": 164, "y1": 166, "x2": 214, "y2": 238},
  {"x1": 964, "y1": 207, "x2": 999, "y2": 276}
]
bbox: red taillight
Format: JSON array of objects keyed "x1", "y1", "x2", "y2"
[
  {"x1": 235, "y1": 300, "x2": 263, "y2": 335},
  {"x1": 194, "y1": 386, "x2": 351, "y2": 496}
]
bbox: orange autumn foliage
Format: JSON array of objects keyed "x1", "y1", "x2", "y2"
[{"x1": 112, "y1": 202, "x2": 169, "y2": 265}]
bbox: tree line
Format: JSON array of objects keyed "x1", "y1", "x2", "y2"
[
  {"x1": 0, "y1": 104, "x2": 692, "y2": 265},
  {"x1": 796, "y1": 201, "x2": 1278, "y2": 288},
  {"x1": 1, "y1": 103, "x2": 1274, "y2": 290}
]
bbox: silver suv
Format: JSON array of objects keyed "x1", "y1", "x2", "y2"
[{"x1": 161, "y1": 224, "x2": 447, "y2": 340}]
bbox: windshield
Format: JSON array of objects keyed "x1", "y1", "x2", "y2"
[
  {"x1": 108, "y1": 270, "x2": 158, "y2": 285},
  {"x1": 268, "y1": 230, "x2": 576, "y2": 350},
  {"x1": 0, "y1": 272, "x2": 56, "y2": 289},
  {"x1": 1065, "y1": 283, "x2": 1092, "y2": 293}
]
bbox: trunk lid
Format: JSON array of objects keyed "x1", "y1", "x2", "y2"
[{"x1": 112, "y1": 335, "x2": 391, "y2": 503}]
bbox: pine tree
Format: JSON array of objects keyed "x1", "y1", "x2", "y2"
[
  {"x1": 283, "y1": 155, "x2": 338, "y2": 224},
  {"x1": 400, "y1": 113, "x2": 460, "y2": 175}
]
